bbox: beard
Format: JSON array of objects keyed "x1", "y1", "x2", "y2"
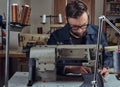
[{"x1": 70, "y1": 30, "x2": 87, "y2": 38}]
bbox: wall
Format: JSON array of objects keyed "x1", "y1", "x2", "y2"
[
  {"x1": 0, "y1": 0, "x2": 7, "y2": 19},
  {"x1": 30, "y1": 0, "x2": 104, "y2": 33},
  {"x1": 0, "y1": 0, "x2": 29, "y2": 20},
  {"x1": 0, "y1": 0, "x2": 104, "y2": 33},
  {"x1": 30, "y1": 0, "x2": 54, "y2": 33},
  {"x1": 94, "y1": 0, "x2": 104, "y2": 25},
  {"x1": 0, "y1": 0, "x2": 30, "y2": 43}
]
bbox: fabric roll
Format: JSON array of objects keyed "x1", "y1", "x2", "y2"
[{"x1": 113, "y1": 49, "x2": 120, "y2": 73}]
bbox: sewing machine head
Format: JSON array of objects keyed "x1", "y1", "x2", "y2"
[
  {"x1": 18, "y1": 33, "x2": 49, "y2": 52},
  {"x1": 18, "y1": 33, "x2": 49, "y2": 46},
  {"x1": 28, "y1": 45, "x2": 103, "y2": 86}
]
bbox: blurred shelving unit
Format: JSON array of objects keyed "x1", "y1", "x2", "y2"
[{"x1": 104, "y1": 0, "x2": 120, "y2": 45}]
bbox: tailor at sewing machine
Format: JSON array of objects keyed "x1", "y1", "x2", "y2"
[{"x1": 27, "y1": 45, "x2": 103, "y2": 86}]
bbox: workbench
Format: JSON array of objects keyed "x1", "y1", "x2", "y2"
[
  {"x1": 5, "y1": 72, "x2": 120, "y2": 87},
  {"x1": 0, "y1": 49, "x2": 27, "y2": 87}
]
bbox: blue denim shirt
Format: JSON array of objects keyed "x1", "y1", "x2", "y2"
[{"x1": 47, "y1": 24, "x2": 113, "y2": 70}]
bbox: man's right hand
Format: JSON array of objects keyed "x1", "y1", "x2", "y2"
[{"x1": 65, "y1": 66, "x2": 92, "y2": 74}]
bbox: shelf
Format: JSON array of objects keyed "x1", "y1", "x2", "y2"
[
  {"x1": 104, "y1": 0, "x2": 120, "y2": 45},
  {"x1": 106, "y1": 2, "x2": 120, "y2": 4},
  {"x1": 10, "y1": 22, "x2": 30, "y2": 28},
  {"x1": 106, "y1": 13, "x2": 120, "y2": 16},
  {"x1": 1, "y1": 21, "x2": 30, "y2": 32},
  {"x1": 10, "y1": 22, "x2": 30, "y2": 32},
  {"x1": 105, "y1": 0, "x2": 120, "y2": 16},
  {"x1": 106, "y1": 26, "x2": 120, "y2": 28}
]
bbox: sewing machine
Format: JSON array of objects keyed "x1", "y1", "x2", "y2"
[
  {"x1": 18, "y1": 33, "x2": 49, "y2": 46},
  {"x1": 18, "y1": 33, "x2": 49, "y2": 53},
  {"x1": 27, "y1": 45, "x2": 103, "y2": 86}
]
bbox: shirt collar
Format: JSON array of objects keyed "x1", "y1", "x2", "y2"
[{"x1": 87, "y1": 24, "x2": 98, "y2": 34}]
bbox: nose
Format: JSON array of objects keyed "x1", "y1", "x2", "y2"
[
  {"x1": 76, "y1": 28, "x2": 86, "y2": 35},
  {"x1": 77, "y1": 28, "x2": 86, "y2": 32}
]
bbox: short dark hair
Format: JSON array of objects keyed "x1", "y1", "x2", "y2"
[{"x1": 66, "y1": 0, "x2": 88, "y2": 18}]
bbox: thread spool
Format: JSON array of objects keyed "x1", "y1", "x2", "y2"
[
  {"x1": 58, "y1": 14, "x2": 62, "y2": 23},
  {"x1": 0, "y1": 15, "x2": 2, "y2": 25},
  {"x1": 37, "y1": 27, "x2": 43, "y2": 34},
  {"x1": 113, "y1": 49, "x2": 120, "y2": 73},
  {"x1": 42, "y1": 14, "x2": 46, "y2": 24},
  {"x1": 11, "y1": 3, "x2": 20, "y2": 23},
  {"x1": 20, "y1": 4, "x2": 31, "y2": 25}
]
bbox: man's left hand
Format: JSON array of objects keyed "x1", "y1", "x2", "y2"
[{"x1": 99, "y1": 67, "x2": 109, "y2": 78}]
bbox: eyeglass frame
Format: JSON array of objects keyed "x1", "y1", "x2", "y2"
[{"x1": 68, "y1": 23, "x2": 89, "y2": 30}]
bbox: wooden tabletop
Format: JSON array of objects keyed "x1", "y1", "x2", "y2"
[{"x1": 0, "y1": 49, "x2": 26, "y2": 58}]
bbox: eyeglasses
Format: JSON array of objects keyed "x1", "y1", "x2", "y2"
[{"x1": 69, "y1": 24, "x2": 88, "y2": 30}]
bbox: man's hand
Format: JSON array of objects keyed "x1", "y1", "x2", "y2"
[
  {"x1": 65, "y1": 66, "x2": 92, "y2": 74},
  {"x1": 99, "y1": 67, "x2": 109, "y2": 78}
]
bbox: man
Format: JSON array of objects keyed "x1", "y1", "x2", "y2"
[{"x1": 47, "y1": 0, "x2": 112, "y2": 77}]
